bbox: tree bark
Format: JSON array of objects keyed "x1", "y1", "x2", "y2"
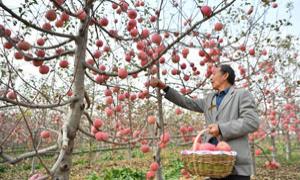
[
  {"x1": 270, "y1": 133, "x2": 277, "y2": 161},
  {"x1": 250, "y1": 142, "x2": 256, "y2": 176},
  {"x1": 285, "y1": 130, "x2": 291, "y2": 161},
  {"x1": 127, "y1": 92, "x2": 133, "y2": 161},
  {"x1": 155, "y1": 64, "x2": 164, "y2": 180},
  {"x1": 51, "y1": 4, "x2": 90, "y2": 179}
]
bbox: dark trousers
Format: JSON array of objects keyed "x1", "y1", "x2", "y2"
[{"x1": 210, "y1": 175, "x2": 250, "y2": 180}]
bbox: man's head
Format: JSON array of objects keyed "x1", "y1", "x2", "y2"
[{"x1": 210, "y1": 64, "x2": 235, "y2": 91}]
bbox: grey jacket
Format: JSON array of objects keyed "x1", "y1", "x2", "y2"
[{"x1": 164, "y1": 86, "x2": 260, "y2": 176}]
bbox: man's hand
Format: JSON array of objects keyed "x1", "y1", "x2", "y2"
[
  {"x1": 149, "y1": 77, "x2": 166, "y2": 89},
  {"x1": 208, "y1": 124, "x2": 220, "y2": 137}
]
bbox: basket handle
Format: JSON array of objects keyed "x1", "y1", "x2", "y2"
[{"x1": 192, "y1": 128, "x2": 208, "y2": 150}]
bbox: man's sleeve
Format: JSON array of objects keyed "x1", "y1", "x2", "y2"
[
  {"x1": 164, "y1": 86, "x2": 206, "y2": 113},
  {"x1": 218, "y1": 90, "x2": 260, "y2": 141}
]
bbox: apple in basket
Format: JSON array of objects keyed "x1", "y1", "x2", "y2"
[
  {"x1": 193, "y1": 143, "x2": 216, "y2": 151},
  {"x1": 216, "y1": 141, "x2": 232, "y2": 151}
]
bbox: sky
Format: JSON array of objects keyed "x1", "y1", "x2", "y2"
[
  {"x1": 273, "y1": 0, "x2": 300, "y2": 37},
  {"x1": 2, "y1": 0, "x2": 300, "y2": 36}
]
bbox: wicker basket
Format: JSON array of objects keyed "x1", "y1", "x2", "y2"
[{"x1": 181, "y1": 129, "x2": 236, "y2": 178}]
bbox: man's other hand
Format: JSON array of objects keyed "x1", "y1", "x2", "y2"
[
  {"x1": 150, "y1": 77, "x2": 166, "y2": 89},
  {"x1": 208, "y1": 124, "x2": 220, "y2": 137}
]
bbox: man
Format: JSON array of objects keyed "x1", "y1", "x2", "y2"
[{"x1": 151, "y1": 64, "x2": 260, "y2": 180}]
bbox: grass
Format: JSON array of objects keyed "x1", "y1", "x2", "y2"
[{"x1": 1, "y1": 140, "x2": 299, "y2": 179}]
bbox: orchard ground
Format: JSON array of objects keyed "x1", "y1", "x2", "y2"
[{"x1": 1, "y1": 139, "x2": 299, "y2": 180}]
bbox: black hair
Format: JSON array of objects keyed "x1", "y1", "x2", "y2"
[{"x1": 219, "y1": 64, "x2": 235, "y2": 85}]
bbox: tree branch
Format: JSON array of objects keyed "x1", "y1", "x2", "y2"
[
  {"x1": 0, "y1": 2, "x2": 76, "y2": 39},
  {"x1": 31, "y1": 39, "x2": 74, "y2": 50},
  {"x1": 0, "y1": 145, "x2": 58, "y2": 164},
  {"x1": 0, "y1": 96, "x2": 80, "y2": 109},
  {"x1": 3, "y1": 35, "x2": 75, "y2": 62},
  {"x1": 84, "y1": 0, "x2": 237, "y2": 78},
  {"x1": 61, "y1": 124, "x2": 69, "y2": 150}
]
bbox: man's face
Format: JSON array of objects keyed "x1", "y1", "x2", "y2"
[{"x1": 210, "y1": 67, "x2": 228, "y2": 90}]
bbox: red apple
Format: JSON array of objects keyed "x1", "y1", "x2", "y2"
[
  {"x1": 214, "y1": 22, "x2": 223, "y2": 31},
  {"x1": 76, "y1": 9, "x2": 87, "y2": 20},
  {"x1": 175, "y1": 108, "x2": 182, "y2": 115},
  {"x1": 4, "y1": 42, "x2": 13, "y2": 49},
  {"x1": 4, "y1": 28, "x2": 11, "y2": 37},
  {"x1": 171, "y1": 54, "x2": 180, "y2": 63},
  {"x1": 216, "y1": 141, "x2": 232, "y2": 151},
  {"x1": 147, "y1": 115, "x2": 156, "y2": 124},
  {"x1": 14, "y1": 52, "x2": 23, "y2": 59},
  {"x1": 150, "y1": 162, "x2": 159, "y2": 171},
  {"x1": 32, "y1": 60, "x2": 44, "y2": 67},
  {"x1": 6, "y1": 91, "x2": 17, "y2": 100},
  {"x1": 67, "y1": 90, "x2": 73, "y2": 96},
  {"x1": 112, "y1": 3, "x2": 118, "y2": 9},
  {"x1": 127, "y1": 19, "x2": 137, "y2": 29},
  {"x1": 151, "y1": 33, "x2": 162, "y2": 45},
  {"x1": 54, "y1": 0, "x2": 64, "y2": 6},
  {"x1": 103, "y1": 46, "x2": 110, "y2": 52},
  {"x1": 200, "y1": 6, "x2": 212, "y2": 17},
  {"x1": 180, "y1": 126, "x2": 188, "y2": 134},
  {"x1": 249, "y1": 48, "x2": 255, "y2": 56},
  {"x1": 105, "y1": 107, "x2": 113, "y2": 116},
  {"x1": 272, "y1": 3, "x2": 278, "y2": 8},
  {"x1": 60, "y1": 11, "x2": 69, "y2": 21},
  {"x1": 150, "y1": 15, "x2": 156, "y2": 22},
  {"x1": 141, "y1": 29, "x2": 149, "y2": 38},
  {"x1": 127, "y1": 9, "x2": 137, "y2": 19},
  {"x1": 196, "y1": 143, "x2": 216, "y2": 151},
  {"x1": 40, "y1": 130, "x2": 50, "y2": 139},
  {"x1": 118, "y1": 94, "x2": 125, "y2": 101},
  {"x1": 255, "y1": 149, "x2": 262, "y2": 156},
  {"x1": 99, "y1": 17, "x2": 109, "y2": 26},
  {"x1": 42, "y1": 23, "x2": 52, "y2": 31},
  {"x1": 96, "y1": 39, "x2": 103, "y2": 47},
  {"x1": 59, "y1": 60, "x2": 69, "y2": 68},
  {"x1": 160, "y1": 132, "x2": 170, "y2": 143},
  {"x1": 39, "y1": 65, "x2": 50, "y2": 74},
  {"x1": 130, "y1": 28, "x2": 138, "y2": 37},
  {"x1": 118, "y1": 68, "x2": 128, "y2": 79},
  {"x1": 55, "y1": 19, "x2": 64, "y2": 27},
  {"x1": 95, "y1": 131, "x2": 109, "y2": 141},
  {"x1": 183, "y1": 75, "x2": 190, "y2": 81},
  {"x1": 37, "y1": 38, "x2": 45, "y2": 46},
  {"x1": 261, "y1": 49, "x2": 267, "y2": 56},
  {"x1": 146, "y1": 171, "x2": 155, "y2": 179},
  {"x1": 114, "y1": 104, "x2": 122, "y2": 112},
  {"x1": 104, "y1": 89, "x2": 112, "y2": 96},
  {"x1": 105, "y1": 96, "x2": 113, "y2": 105},
  {"x1": 182, "y1": 48, "x2": 189, "y2": 58},
  {"x1": 140, "y1": 144, "x2": 150, "y2": 153},
  {"x1": 45, "y1": 9, "x2": 57, "y2": 21},
  {"x1": 93, "y1": 118, "x2": 103, "y2": 129},
  {"x1": 239, "y1": 44, "x2": 246, "y2": 51},
  {"x1": 17, "y1": 41, "x2": 31, "y2": 51}
]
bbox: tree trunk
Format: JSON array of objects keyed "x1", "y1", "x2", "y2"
[
  {"x1": 52, "y1": 5, "x2": 89, "y2": 179},
  {"x1": 30, "y1": 130, "x2": 39, "y2": 175},
  {"x1": 270, "y1": 134, "x2": 277, "y2": 161},
  {"x1": 127, "y1": 93, "x2": 133, "y2": 162},
  {"x1": 285, "y1": 130, "x2": 291, "y2": 161},
  {"x1": 155, "y1": 64, "x2": 164, "y2": 180},
  {"x1": 250, "y1": 142, "x2": 256, "y2": 176}
]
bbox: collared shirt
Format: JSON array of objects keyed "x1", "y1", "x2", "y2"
[{"x1": 215, "y1": 87, "x2": 230, "y2": 109}]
